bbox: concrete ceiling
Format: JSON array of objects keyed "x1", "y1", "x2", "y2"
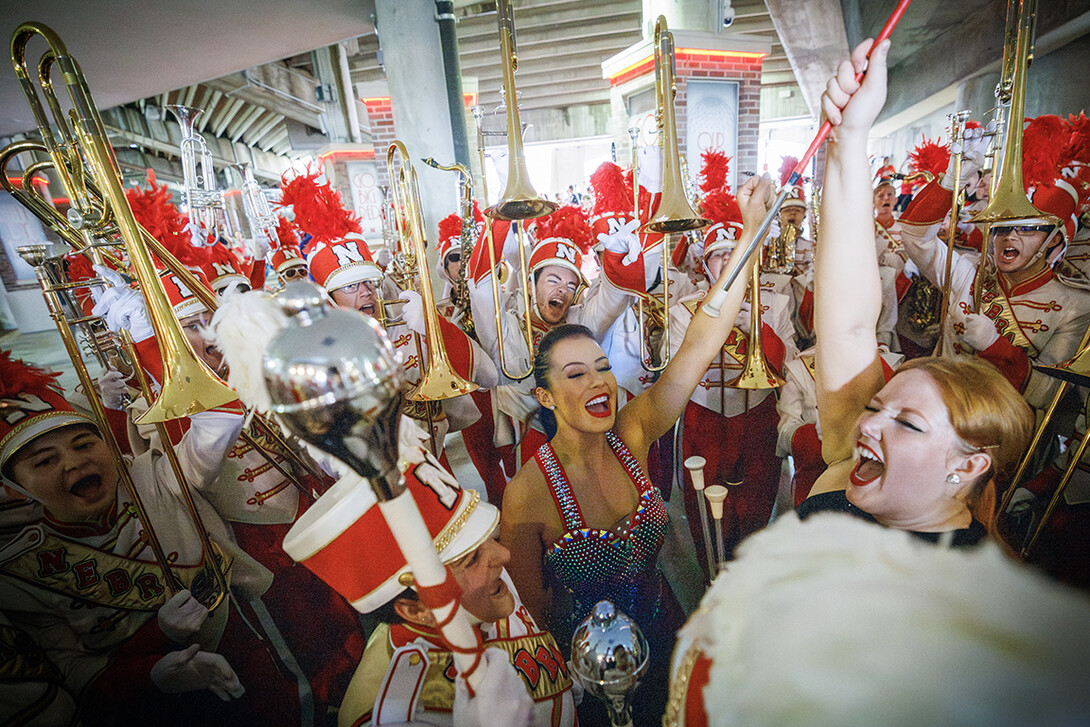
[{"x1": 0, "y1": 0, "x2": 375, "y2": 138}]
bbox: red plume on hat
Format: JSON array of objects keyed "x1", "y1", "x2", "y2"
[
  {"x1": 699, "y1": 150, "x2": 731, "y2": 194},
  {"x1": 537, "y1": 204, "x2": 593, "y2": 254},
  {"x1": 590, "y1": 162, "x2": 631, "y2": 216},
  {"x1": 1064, "y1": 112, "x2": 1090, "y2": 165},
  {"x1": 0, "y1": 351, "x2": 62, "y2": 401},
  {"x1": 279, "y1": 169, "x2": 362, "y2": 255},
  {"x1": 125, "y1": 169, "x2": 211, "y2": 268},
  {"x1": 702, "y1": 187, "x2": 742, "y2": 228},
  {"x1": 1022, "y1": 115, "x2": 1069, "y2": 187},
  {"x1": 438, "y1": 213, "x2": 463, "y2": 245},
  {"x1": 908, "y1": 137, "x2": 950, "y2": 177},
  {"x1": 274, "y1": 216, "x2": 300, "y2": 250},
  {"x1": 778, "y1": 156, "x2": 800, "y2": 188}
]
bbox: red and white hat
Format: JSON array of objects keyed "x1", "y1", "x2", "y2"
[
  {"x1": 199, "y1": 244, "x2": 249, "y2": 294},
  {"x1": 271, "y1": 245, "x2": 306, "y2": 274},
  {"x1": 779, "y1": 156, "x2": 806, "y2": 209},
  {"x1": 1009, "y1": 115, "x2": 1083, "y2": 257},
  {"x1": 160, "y1": 268, "x2": 212, "y2": 320},
  {"x1": 307, "y1": 237, "x2": 382, "y2": 292},
  {"x1": 698, "y1": 188, "x2": 744, "y2": 266},
  {"x1": 528, "y1": 205, "x2": 591, "y2": 283},
  {"x1": 436, "y1": 201, "x2": 485, "y2": 265},
  {"x1": 282, "y1": 452, "x2": 500, "y2": 613},
  {"x1": 0, "y1": 353, "x2": 97, "y2": 485},
  {"x1": 279, "y1": 169, "x2": 363, "y2": 252},
  {"x1": 589, "y1": 161, "x2": 636, "y2": 247}
]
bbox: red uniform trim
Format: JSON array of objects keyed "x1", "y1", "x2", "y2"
[
  {"x1": 978, "y1": 335, "x2": 1031, "y2": 393},
  {"x1": 899, "y1": 180, "x2": 952, "y2": 227}
]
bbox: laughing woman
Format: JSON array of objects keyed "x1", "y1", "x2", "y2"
[
  {"x1": 500, "y1": 174, "x2": 772, "y2": 726},
  {"x1": 801, "y1": 38, "x2": 1033, "y2": 544}
]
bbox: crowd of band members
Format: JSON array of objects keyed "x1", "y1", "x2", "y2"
[{"x1": 2, "y1": 45, "x2": 1090, "y2": 725}]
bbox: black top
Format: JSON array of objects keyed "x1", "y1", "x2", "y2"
[{"x1": 797, "y1": 490, "x2": 987, "y2": 547}]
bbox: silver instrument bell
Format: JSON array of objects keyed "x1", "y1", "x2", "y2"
[
  {"x1": 263, "y1": 281, "x2": 406, "y2": 499},
  {"x1": 571, "y1": 600, "x2": 649, "y2": 727}
]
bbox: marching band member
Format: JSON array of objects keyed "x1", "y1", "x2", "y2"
[
  {"x1": 327, "y1": 445, "x2": 575, "y2": 727},
  {"x1": 266, "y1": 217, "x2": 310, "y2": 289},
  {"x1": 468, "y1": 204, "x2": 634, "y2": 463},
  {"x1": 0, "y1": 353, "x2": 303, "y2": 726},
  {"x1": 667, "y1": 184, "x2": 796, "y2": 573}
]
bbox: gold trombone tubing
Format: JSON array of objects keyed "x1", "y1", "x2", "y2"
[
  {"x1": 19, "y1": 244, "x2": 184, "y2": 595},
  {"x1": 11, "y1": 22, "x2": 236, "y2": 423},
  {"x1": 933, "y1": 112, "x2": 971, "y2": 356}
]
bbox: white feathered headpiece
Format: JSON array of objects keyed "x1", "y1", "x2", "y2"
[{"x1": 677, "y1": 513, "x2": 1090, "y2": 726}]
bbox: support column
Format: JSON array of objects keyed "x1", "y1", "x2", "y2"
[
  {"x1": 374, "y1": 0, "x2": 459, "y2": 249},
  {"x1": 435, "y1": 0, "x2": 470, "y2": 167}
]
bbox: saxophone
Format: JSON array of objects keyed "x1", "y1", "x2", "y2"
[
  {"x1": 763, "y1": 221, "x2": 799, "y2": 274},
  {"x1": 423, "y1": 158, "x2": 476, "y2": 339}
]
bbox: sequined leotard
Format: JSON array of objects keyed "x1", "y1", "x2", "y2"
[{"x1": 536, "y1": 430, "x2": 674, "y2": 641}]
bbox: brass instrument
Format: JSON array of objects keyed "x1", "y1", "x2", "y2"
[
  {"x1": 474, "y1": 0, "x2": 555, "y2": 381},
  {"x1": 18, "y1": 243, "x2": 228, "y2": 609},
  {"x1": 933, "y1": 111, "x2": 973, "y2": 355},
  {"x1": 636, "y1": 16, "x2": 709, "y2": 373},
  {"x1": 422, "y1": 156, "x2": 476, "y2": 338},
  {"x1": 232, "y1": 161, "x2": 281, "y2": 254},
  {"x1": 166, "y1": 104, "x2": 223, "y2": 239},
  {"x1": 387, "y1": 140, "x2": 479, "y2": 403},
  {"x1": 970, "y1": 0, "x2": 1057, "y2": 310},
  {"x1": 730, "y1": 260, "x2": 785, "y2": 389},
  {"x1": 487, "y1": 0, "x2": 556, "y2": 222},
  {"x1": 11, "y1": 22, "x2": 236, "y2": 424},
  {"x1": 763, "y1": 221, "x2": 799, "y2": 274}
]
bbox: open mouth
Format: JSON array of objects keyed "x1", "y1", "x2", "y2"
[
  {"x1": 585, "y1": 394, "x2": 611, "y2": 418},
  {"x1": 69, "y1": 474, "x2": 104, "y2": 498},
  {"x1": 850, "y1": 442, "x2": 884, "y2": 486},
  {"x1": 360, "y1": 304, "x2": 376, "y2": 317},
  {"x1": 548, "y1": 297, "x2": 567, "y2": 313},
  {"x1": 999, "y1": 245, "x2": 1020, "y2": 264}
]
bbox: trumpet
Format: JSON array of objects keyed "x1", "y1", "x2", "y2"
[
  {"x1": 762, "y1": 221, "x2": 799, "y2": 274},
  {"x1": 637, "y1": 16, "x2": 709, "y2": 373},
  {"x1": 475, "y1": 0, "x2": 556, "y2": 381},
  {"x1": 11, "y1": 22, "x2": 236, "y2": 424},
  {"x1": 232, "y1": 161, "x2": 281, "y2": 253},
  {"x1": 166, "y1": 104, "x2": 223, "y2": 240},
  {"x1": 387, "y1": 140, "x2": 478, "y2": 403}
]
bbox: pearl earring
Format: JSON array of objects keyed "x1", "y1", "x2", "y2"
[{"x1": 945, "y1": 473, "x2": 960, "y2": 485}]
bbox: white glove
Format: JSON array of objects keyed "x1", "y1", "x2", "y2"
[
  {"x1": 184, "y1": 220, "x2": 212, "y2": 247},
  {"x1": 90, "y1": 266, "x2": 154, "y2": 342},
  {"x1": 98, "y1": 369, "x2": 130, "y2": 410},
  {"x1": 157, "y1": 589, "x2": 209, "y2": 644},
  {"x1": 252, "y1": 233, "x2": 272, "y2": 261},
  {"x1": 637, "y1": 146, "x2": 664, "y2": 194},
  {"x1": 943, "y1": 121, "x2": 993, "y2": 190},
  {"x1": 453, "y1": 648, "x2": 532, "y2": 727},
  {"x1": 597, "y1": 218, "x2": 642, "y2": 266},
  {"x1": 879, "y1": 250, "x2": 905, "y2": 273},
  {"x1": 399, "y1": 290, "x2": 426, "y2": 336},
  {"x1": 150, "y1": 644, "x2": 245, "y2": 701},
  {"x1": 955, "y1": 310, "x2": 1000, "y2": 351}
]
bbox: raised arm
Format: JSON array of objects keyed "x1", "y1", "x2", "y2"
[
  {"x1": 814, "y1": 39, "x2": 891, "y2": 458},
  {"x1": 616, "y1": 174, "x2": 771, "y2": 452}
]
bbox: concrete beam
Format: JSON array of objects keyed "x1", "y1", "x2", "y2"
[
  {"x1": 198, "y1": 90, "x2": 223, "y2": 133},
  {"x1": 879, "y1": 0, "x2": 1090, "y2": 123},
  {"x1": 457, "y1": 5, "x2": 640, "y2": 41},
  {"x1": 211, "y1": 97, "x2": 245, "y2": 137},
  {"x1": 765, "y1": 0, "x2": 849, "y2": 117},
  {"x1": 228, "y1": 105, "x2": 266, "y2": 143},
  {"x1": 458, "y1": 17, "x2": 640, "y2": 56}
]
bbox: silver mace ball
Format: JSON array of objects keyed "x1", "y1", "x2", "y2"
[
  {"x1": 262, "y1": 280, "x2": 406, "y2": 499},
  {"x1": 570, "y1": 600, "x2": 649, "y2": 727}
]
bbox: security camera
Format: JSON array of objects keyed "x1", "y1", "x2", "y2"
[{"x1": 721, "y1": 0, "x2": 736, "y2": 27}]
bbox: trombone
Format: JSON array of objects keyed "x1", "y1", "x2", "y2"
[
  {"x1": 637, "y1": 16, "x2": 709, "y2": 373},
  {"x1": 11, "y1": 22, "x2": 236, "y2": 424},
  {"x1": 387, "y1": 140, "x2": 479, "y2": 403},
  {"x1": 473, "y1": 0, "x2": 557, "y2": 381}
]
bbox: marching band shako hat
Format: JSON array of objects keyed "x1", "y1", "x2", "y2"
[
  {"x1": 270, "y1": 244, "x2": 306, "y2": 274},
  {"x1": 437, "y1": 213, "x2": 464, "y2": 264},
  {"x1": 0, "y1": 353, "x2": 97, "y2": 484},
  {"x1": 528, "y1": 205, "x2": 591, "y2": 284},
  {"x1": 699, "y1": 188, "x2": 745, "y2": 266},
  {"x1": 589, "y1": 161, "x2": 635, "y2": 248},
  {"x1": 779, "y1": 156, "x2": 806, "y2": 210},
  {"x1": 282, "y1": 457, "x2": 500, "y2": 613},
  {"x1": 160, "y1": 267, "x2": 212, "y2": 320},
  {"x1": 200, "y1": 243, "x2": 249, "y2": 294},
  {"x1": 306, "y1": 238, "x2": 382, "y2": 293},
  {"x1": 279, "y1": 169, "x2": 363, "y2": 253}
]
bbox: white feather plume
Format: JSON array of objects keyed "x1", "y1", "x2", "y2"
[
  {"x1": 206, "y1": 289, "x2": 287, "y2": 414},
  {"x1": 678, "y1": 513, "x2": 1090, "y2": 726}
]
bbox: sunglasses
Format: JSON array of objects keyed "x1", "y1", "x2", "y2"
[
  {"x1": 991, "y1": 224, "x2": 1053, "y2": 237},
  {"x1": 282, "y1": 267, "x2": 309, "y2": 280}
]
